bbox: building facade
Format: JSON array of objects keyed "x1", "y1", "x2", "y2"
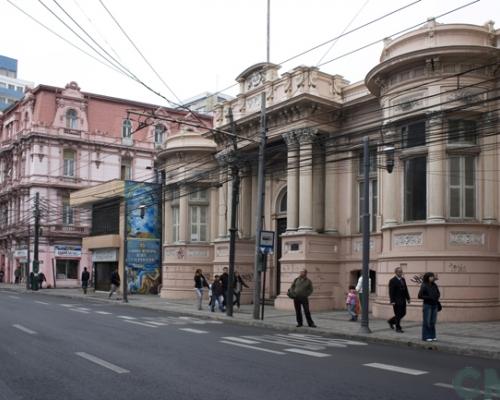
[
  {"x1": 0, "y1": 55, "x2": 34, "y2": 111},
  {"x1": 0, "y1": 81, "x2": 195, "y2": 287},
  {"x1": 159, "y1": 20, "x2": 500, "y2": 321}
]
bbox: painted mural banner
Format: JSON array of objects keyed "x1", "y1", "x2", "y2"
[{"x1": 125, "y1": 181, "x2": 161, "y2": 295}]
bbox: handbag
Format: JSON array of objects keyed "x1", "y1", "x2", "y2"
[
  {"x1": 437, "y1": 302, "x2": 443, "y2": 312},
  {"x1": 287, "y1": 288, "x2": 295, "y2": 299}
]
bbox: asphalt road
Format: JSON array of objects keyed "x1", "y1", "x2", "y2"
[{"x1": 0, "y1": 289, "x2": 498, "y2": 400}]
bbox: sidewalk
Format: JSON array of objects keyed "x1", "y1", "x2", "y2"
[{"x1": 2, "y1": 283, "x2": 499, "y2": 360}]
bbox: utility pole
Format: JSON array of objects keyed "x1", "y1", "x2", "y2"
[
  {"x1": 32, "y1": 192, "x2": 40, "y2": 291},
  {"x1": 253, "y1": 92, "x2": 267, "y2": 320},
  {"x1": 266, "y1": 0, "x2": 271, "y2": 63},
  {"x1": 25, "y1": 224, "x2": 30, "y2": 290},
  {"x1": 360, "y1": 136, "x2": 371, "y2": 333},
  {"x1": 123, "y1": 196, "x2": 129, "y2": 303},
  {"x1": 226, "y1": 107, "x2": 239, "y2": 317}
]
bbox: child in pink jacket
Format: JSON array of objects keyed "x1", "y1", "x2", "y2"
[{"x1": 346, "y1": 285, "x2": 358, "y2": 321}]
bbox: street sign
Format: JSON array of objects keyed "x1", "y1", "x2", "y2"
[{"x1": 259, "y1": 230, "x2": 275, "y2": 253}]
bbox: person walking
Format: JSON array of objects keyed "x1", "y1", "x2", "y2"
[
  {"x1": 14, "y1": 267, "x2": 21, "y2": 284},
  {"x1": 37, "y1": 272, "x2": 46, "y2": 289},
  {"x1": 289, "y1": 269, "x2": 316, "y2": 328},
  {"x1": 210, "y1": 275, "x2": 224, "y2": 312},
  {"x1": 81, "y1": 267, "x2": 90, "y2": 294},
  {"x1": 233, "y1": 271, "x2": 249, "y2": 311},
  {"x1": 355, "y1": 274, "x2": 372, "y2": 312},
  {"x1": 220, "y1": 267, "x2": 229, "y2": 307},
  {"x1": 346, "y1": 285, "x2": 358, "y2": 321},
  {"x1": 418, "y1": 272, "x2": 441, "y2": 342},
  {"x1": 0, "y1": 269, "x2": 5, "y2": 283},
  {"x1": 387, "y1": 267, "x2": 411, "y2": 333},
  {"x1": 194, "y1": 269, "x2": 209, "y2": 310},
  {"x1": 108, "y1": 269, "x2": 120, "y2": 299}
]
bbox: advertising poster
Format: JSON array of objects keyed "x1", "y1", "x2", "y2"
[{"x1": 125, "y1": 181, "x2": 162, "y2": 294}]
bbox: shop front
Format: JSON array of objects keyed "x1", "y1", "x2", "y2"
[
  {"x1": 92, "y1": 248, "x2": 119, "y2": 292},
  {"x1": 54, "y1": 245, "x2": 81, "y2": 287}
]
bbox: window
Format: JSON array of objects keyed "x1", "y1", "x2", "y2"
[
  {"x1": 8, "y1": 84, "x2": 14, "y2": 90},
  {"x1": 56, "y1": 260, "x2": 79, "y2": 280},
  {"x1": 278, "y1": 191, "x2": 287, "y2": 214},
  {"x1": 190, "y1": 205, "x2": 208, "y2": 242},
  {"x1": 358, "y1": 180, "x2": 378, "y2": 232},
  {"x1": 172, "y1": 206, "x2": 180, "y2": 242},
  {"x1": 358, "y1": 148, "x2": 378, "y2": 175},
  {"x1": 63, "y1": 149, "x2": 76, "y2": 177},
  {"x1": 449, "y1": 156, "x2": 475, "y2": 218},
  {"x1": 448, "y1": 119, "x2": 477, "y2": 144},
  {"x1": 16, "y1": 86, "x2": 23, "y2": 93},
  {"x1": 154, "y1": 124, "x2": 166, "y2": 145},
  {"x1": 91, "y1": 200, "x2": 120, "y2": 236},
  {"x1": 122, "y1": 119, "x2": 132, "y2": 138},
  {"x1": 402, "y1": 121, "x2": 426, "y2": 148},
  {"x1": 189, "y1": 189, "x2": 208, "y2": 201},
  {"x1": 62, "y1": 196, "x2": 74, "y2": 225},
  {"x1": 120, "y1": 158, "x2": 131, "y2": 180},
  {"x1": 404, "y1": 156, "x2": 427, "y2": 221},
  {"x1": 66, "y1": 109, "x2": 78, "y2": 129}
]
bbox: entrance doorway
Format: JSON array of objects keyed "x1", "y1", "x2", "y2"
[{"x1": 94, "y1": 262, "x2": 117, "y2": 291}]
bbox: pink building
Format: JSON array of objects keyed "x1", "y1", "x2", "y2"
[{"x1": 0, "y1": 81, "x2": 200, "y2": 287}]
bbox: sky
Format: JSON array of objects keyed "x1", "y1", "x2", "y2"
[{"x1": 1, "y1": 0, "x2": 498, "y2": 107}]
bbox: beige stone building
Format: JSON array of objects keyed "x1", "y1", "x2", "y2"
[{"x1": 159, "y1": 20, "x2": 500, "y2": 321}]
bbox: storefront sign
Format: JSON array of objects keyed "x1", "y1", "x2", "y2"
[
  {"x1": 14, "y1": 249, "x2": 28, "y2": 258},
  {"x1": 54, "y1": 245, "x2": 82, "y2": 258},
  {"x1": 92, "y1": 248, "x2": 118, "y2": 262}
]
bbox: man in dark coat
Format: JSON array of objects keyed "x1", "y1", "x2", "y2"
[
  {"x1": 388, "y1": 266, "x2": 411, "y2": 333},
  {"x1": 220, "y1": 267, "x2": 229, "y2": 307},
  {"x1": 81, "y1": 267, "x2": 90, "y2": 294},
  {"x1": 289, "y1": 269, "x2": 316, "y2": 328}
]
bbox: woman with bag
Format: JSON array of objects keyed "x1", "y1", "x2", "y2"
[
  {"x1": 194, "y1": 269, "x2": 209, "y2": 310},
  {"x1": 233, "y1": 271, "x2": 249, "y2": 311},
  {"x1": 418, "y1": 272, "x2": 441, "y2": 342}
]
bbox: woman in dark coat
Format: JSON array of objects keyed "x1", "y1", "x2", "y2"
[
  {"x1": 194, "y1": 269, "x2": 209, "y2": 310},
  {"x1": 418, "y1": 272, "x2": 441, "y2": 342},
  {"x1": 233, "y1": 271, "x2": 249, "y2": 311}
]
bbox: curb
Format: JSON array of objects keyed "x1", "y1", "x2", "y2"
[{"x1": 3, "y1": 287, "x2": 499, "y2": 361}]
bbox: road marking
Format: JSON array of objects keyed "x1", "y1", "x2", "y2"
[
  {"x1": 70, "y1": 308, "x2": 89, "y2": 314},
  {"x1": 142, "y1": 321, "x2": 166, "y2": 326},
  {"x1": 222, "y1": 337, "x2": 260, "y2": 345},
  {"x1": 95, "y1": 311, "x2": 112, "y2": 315},
  {"x1": 117, "y1": 315, "x2": 136, "y2": 320},
  {"x1": 433, "y1": 383, "x2": 500, "y2": 398},
  {"x1": 285, "y1": 348, "x2": 331, "y2": 358},
  {"x1": 34, "y1": 301, "x2": 49, "y2": 305},
  {"x1": 123, "y1": 320, "x2": 158, "y2": 328},
  {"x1": 179, "y1": 328, "x2": 208, "y2": 334},
  {"x1": 243, "y1": 335, "x2": 324, "y2": 351},
  {"x1": 8, "y1": 295, "x2": 20, "y2": 299},
  {"x1": 363, "y1": 363, "x2": 428, "y2": 376},
  {"x1": 220, "y1": 340, "x2": 286, "y2": 355},
  {"x1": 75, "y1": 352, "x2": 129, "y2": 374},
  {"x1": 60, "y1": 304, "x2": 76, "y2": 307},
  {"x1": 13, "y1": 324, "x2": 37, "y2": 335}
]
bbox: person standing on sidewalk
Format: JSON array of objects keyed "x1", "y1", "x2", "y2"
[
  {"x1": 233, "y1": 271, "x2": 249, "y2": 311},
  {"x1": 346, "y1": 286, "x2": 358, "y2": 321},
  {"x1": 388, "y1": 267, "x2": 411, "y2": 333},
  {"x1": 210, "y1": 275, "x2": 224, "y2": 312},
  {"x1": 356, "y1": 274, "x2": 371, "y2": 312},
  {"x1": 194, "y1": 269, "x2": 209, "y2": 310},
  {"x1": 0, "y1": 269, "x2": 4, "y2": 283},
  {"x1": 289, "y1": 269, "x2": 316, "y2": 328},
  {"x1": 81, "y1": 267, "x2": 90, "y2": 295},
  {"x1": 37, "y1": 272, "x2": 46, "y2": 289},
  {"x1": 108, "y1": 269, "x2": 120, "y2": 299},
  {"x1": 220, "y1": 267, "x2": 229, "y2": 307},
  {"x1": 14, "y1": 266, "x2": 21, "y2": 284},
  {"x1": 418, "y1": 272, "x2": 441, "y2": 342}
]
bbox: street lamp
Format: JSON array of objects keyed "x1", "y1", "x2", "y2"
[{"x1": 383, "y1": 145, "x2": 395, "y2": 174}]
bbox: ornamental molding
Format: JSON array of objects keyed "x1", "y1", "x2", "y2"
[
  {"x1": 393, "y1": 233, "x2": 423, "y2": 247},
  {"x1": 353, "y1": 239, "x2": 374, "y2": 252},
  {"x1": 449, "y1": 231, "x2": 485, "y2": 246}
]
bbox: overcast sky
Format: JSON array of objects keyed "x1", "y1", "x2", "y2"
[{"x1": 1, "y1": 0, "x2": 497, "y2": 106}]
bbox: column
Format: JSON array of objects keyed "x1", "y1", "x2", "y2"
[
  {"x1": 382, "y1": 128, "x2": 398, "y2": 227},
  {"x1": 240, "y1": 167, "x2": 252, "y2": 238},
  {"x1": 483, "y1": 114, "x2": 496, "y2": 223},
  {"x1": 297, "y1": 128, "x2": 317, "y2": 231},
  {"x1": 209, "y1": 187, "x2": 219, "y2": 241},
  {"x1": 427, "y1": 116, "x2": 445, "y2": 223},
  {"x1": 324, "y1": 136, "x2": 338, "y2": 233},
  {"x1": 218, "y1": 178, "x2": 228, "y2": 238},
  {"x1": 164, "y1": 196, "x2": 172, "y2": 244},
  {"x1": 282, "y1": 131, "x2": 299, "y2": 231},
  {"x1": 179, "y1": 185, "x2": 189, "y2": 242},
  {"x1": 226, "y1": 177, "x2": 233, "y2": 234}
]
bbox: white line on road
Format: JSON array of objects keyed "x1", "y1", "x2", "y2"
[
  {"x1": 285, "y1": 348, "x2": 331, "y2": 358},
  {"x1": 142, "y1": 321, "x2": 166, "y2": 326},
  {"x1": 220, "y1": 340, "x2": 286, "y2": 355},
  {"x1": 13, "y1": 324, "x2": 37, "y2": 335},
  {"x1": 69, "y1": 308, "x2": 89, "y2": 314},
  {"x1": 95, "y1": 311, "x2": 112, "y2": 315},
  {"x1": 60, "y1": 304, "x2": 76, "y2": 307},
  {"x1": 75, "y1": 352, "x2": 129, "y2": 374},
  {"x1": 123, "y1": 320, "x2": 158, "y2": 328},
  {"x1": 222, "y1": 337, "x2": 260, "y2": 345},
  {"x1": 363, "y1": 363, "x2": 428, "y2": 376},
  {"x1": 34, "y1": 301, "x2": 49, "y2": 305},
  {"x1": 117, "y1": 315, "x2": 136, "y2": 320},
  {"x1": 8, "y1": 295, "x2": 20, "y2": 299},
  {"x1": 433, "y1": 383, "x2": 500, "y2": 398},
  {"x1": 179, "y1": 328, "x2": 208, "y2": 334}
]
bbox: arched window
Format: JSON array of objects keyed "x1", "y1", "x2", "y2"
[
  {"x1": 24, "y1": 112, "x2": 29, "y2": 129},
  {"x1": 154, "y1": 124, "x2": 166, "y2": 145},
  {"x1": 66, "y1": 109, "x2": 78, "y2": 129},
  {"x1": 122, "y1": 119, "x2": 132, "y2": 138},
  {"x1": 277, "y1": 189, "x2": 287, "y2": 214}
]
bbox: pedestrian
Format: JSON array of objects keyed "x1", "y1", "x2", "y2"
[
  {"x1": 355, "y1": 274, "x2": 372, "y2": 312},
  {"x1": 346, "y1": 285, "x2": 358, "y2": 321},
  {"x1": 210, "y1": 275, "x2": 224, "y2": 312},
  {"x1": 108, "y1": 268, "x2": 120, "y2": 299},
  {"x1": 29, "y1": 271, "x2": 35, "y2": 290},
  {"x1": 194, "y1": 269, "x2": 209, "y2": 310},
  {"x1": 288, "y1": 269, "x2": 316, "y2": 328},
  {"x1": 220, "y1": 267, "x2": 229, "y2": 307},
  {"x1": 14, "y1": 266, "x2": 21, "y2": 284},
  {"x1": 233, "y1": 271, "x2": 249, "y2": 311},
  {"x1": 418, "y1": 272, "x2": 441, "y2": 342},
  {"x1": 0, "y1": 269, "x2": 5, "y2": 283},
  {"x1": 81, "y1": 267, "x2": 90, "y2": 294},
  {"x1": 387, "y1": 266, "x2": 411, "y2": 333},
  {"x1": 37, "y1": 272, "x2": 46, "y2": 289}
]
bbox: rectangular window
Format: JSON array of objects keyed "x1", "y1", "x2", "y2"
[
  {"x1": 91, "y1": 200, "x2": 120, "y2": 236},
  {"x1": 63, "y1": 150, "x2": 75, "y2": 177},
  {"x1": 448, "y1": 119, "x2": 477, "y2": 144},
  {"x1": 358, "y1": 149, "x2": 377, "y2": 176},
  {"x1": 62, "y1": 196, "x2": 73, "y2": 225},
  {"x1": 56, "y1": 259, "x2": 79, "y2": 280},
  {"x1": 172, "y1": 206, "x2": 179, "y2": 242},
  {"x1": 8, "y1": 84, "x2": 14, "y2": 90},
  {"x1": 358, "y1": 180, "x2": 378, "y2": 232},
  {"x1": 402, "y1": 121, "x2": 426, "y2": 148},
  {"x1": 190, "y1": 205, "x2": 207, "y2": 242},
  {"x1": 449, "y1": 156, "x2": 475, "y2": 218},
  {"x1": 404, "y1": 156, "x2": 427, "y2": 221},
  {"x1": 120, "y1": 159, "x2": 131, "y2": 180},
  {"x1": 189, "y1": 189, "x2": 208, "y2": 202}
]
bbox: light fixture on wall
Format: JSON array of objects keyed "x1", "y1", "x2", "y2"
[{"x1": 383, "y1": 145, "x2": 395, "y2": 174}]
